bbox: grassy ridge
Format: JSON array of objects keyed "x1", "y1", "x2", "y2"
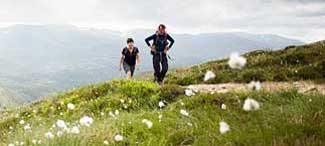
[
  {"x1": 165, "y1": 41, "x2": 325, "y2": 85},
  {"x1": 0, "y1": 80, "x2": 324, "y2": 146}
]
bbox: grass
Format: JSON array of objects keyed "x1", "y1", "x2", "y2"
[
  {"x1": 165, "y1": 41, "x2": 325, "y2": 85},
  {"x1": 0, "y1": 79, "x2": 324, "y2": 146}
]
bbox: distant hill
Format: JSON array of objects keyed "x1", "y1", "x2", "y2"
[
  {"x1": 0, "y1": 86, "x2": 22, "y2": 108},
  {"x1": 0, "y1": 24, "x2": 303, "y2": 104}
]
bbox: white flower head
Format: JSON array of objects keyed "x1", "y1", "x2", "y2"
[
  {"x1": 67, "y1": 103, "x2": 75, "y2": 110},
  {"x1": 243, "y1": 98, "x2": 260, "y2": 111},
  {"x1": 79, "y1": 116, "x2": 94, "y2": 127},
  {"x1": 120, "y1": 99, "x2": 125, "y2": 103},
  {"x1": 219, "y1": 121, "x2": 230, "y2": 134},
  {"x1": 57, "y1": 131, "x2": 64, "y2": 137},
  {"x1": 142, "y1": 119, "x2": 153, "y2": 129},
  {"x1": 180, "y1": 109, "x2": 189, "y2": 116},
  {"x1": 204, "y1": 70, "x2": 216, "y2": 81},
  {"x1": 45, "y1": 132, "x2": 55, "y2": 139},
  {"x1": 103, "y1": 140, "x2": 109, "y2": 145},
  {"x1": 56, "y1": 119, "x2": 68, "y2": 129},
  {"x1": 19, "y1": 120, "x2": 25, "y2": 125},
  {"x1": 114, "y1": 134, "x2": 123, "y2": 142},
  {"x1": 221, "y1": 104, "x2": 227, "y2": 110},
  {"x1": 70, "y1": 126, "x2": 80, "y2": 134},
  {"x1": 8, "y1": 143, "x2": 14, "y2": 146},
  {"x1": 158, "y1": 101, "x2": 165, "y2": 108},
  {"x1": 115, "y1": 110, "x2": 119, "y2": 116},
  {"x1": 247, "y1": 81, "x2": 262, "y2": 91},
  {"x1": 23, "y1": 124, "x2": 31, "y2": 131},
  {"x1": 228, "y1": 52, "x2": 247, "y2": 69}
]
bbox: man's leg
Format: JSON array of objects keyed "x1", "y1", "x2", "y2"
[
  {"x1": 160, "y1": 54, "x2": 169, "y2": 82},
  {"x1": 153, "y1": 54, "x2": 161, "y2": 82}
]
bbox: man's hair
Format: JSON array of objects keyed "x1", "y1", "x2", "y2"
[
  {"x1": 158, "y1": 24, "x2": 166, "y2": 30},
  {"x1": 127, "y1": 38, "x2": 134, "y2": 44}
]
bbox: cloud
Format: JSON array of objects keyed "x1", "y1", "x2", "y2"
[{"x1": 0, "y1": 0, "x2": 324, "y2": 42}]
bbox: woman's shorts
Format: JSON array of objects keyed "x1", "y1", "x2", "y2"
[{"x1": 123, "y1": 62, "x2": 135, "y2": 76}]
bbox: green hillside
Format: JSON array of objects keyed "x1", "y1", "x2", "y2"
[
  {"x1": 166, "y1": 41, "x2": 325, "y2": 85},
  {"x1": 0, "y1": 41, "x2": 324, "y2": 146}
]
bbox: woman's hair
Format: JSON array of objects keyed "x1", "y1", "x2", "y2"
[
  {"x1": 158, "y1": 24, "x2": 166, "y2": 30},
  {"x1": 127, "y1": 38, "x2": 134, "y2": 44}
]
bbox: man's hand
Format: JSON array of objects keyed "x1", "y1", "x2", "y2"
[
  {"x1": 150, "y1": 46, "x2": 156, "y2": 53},
  {"x1": 119, "y1": 66, "x2": 122, "y2": 71},
  {"x1": 136, "y1": 65, "x2": 140, "y2": 71},
  {"x1": 164, "y1": 46, "x2": 170, "y2": 54}
]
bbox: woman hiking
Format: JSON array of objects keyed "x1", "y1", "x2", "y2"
[{"x1": 119, "y1": 38, "x2": 140, "y2": 79}]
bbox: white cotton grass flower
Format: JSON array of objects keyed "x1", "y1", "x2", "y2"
[
  {"x1": 120, "y1": 99, "x2": 125, "y2": 103},
  {"x1": 204, "y1": 70, "x2": 216, "y2": 81},
  {"x1": 247, "y1": 81, "x2": 262, "y2": 91},
  {"x1": 79, "y1": 116, "x2": 94, "y2": 127},
  {"x1": 103, "y1": 140, "x2": 109, "y2": 145},
  {"x1": 19, "y1": 120, "x2": 25, "y2": 125},
  {"x1": 221, "y1": 104, "x2": 227, "y2": 110},
  {"x1": 100, "y1": 112, "x2": 105, "y2": 116},
  {"x1": 219, "y1": 121, "x2": 230, "y2": 134},
  {"x1": 142, "y1": 119, "x2": 153, "y2": 129},
  {"x1": 56, "y1": 119, "x2": 68, "y2": 129},
  {"x1": 180, "y1": 109, "x2": 189, "y2": 116},
  {"x1": 57, "y1": 131, "x2": 64, "y2": 137},
  {"x1": 23, "y1": 124, "x2": 31, "y2": 131},
  {"x1": 67, "y1": 103, "x2": 75, "y2": 110},
  {"x1": 158, "y1": 114, "x2": 163, "y2": 122},
  {"x1": 45, "y1": 132, "x2": 55, "y2": 139},
  {"x1": 8, "y1": 143, "x2": 14, "y2": 146},
  {"x1": 70, "y1": 126, "x2": 80, "y2": 134},
  {"x1": 228, "y1": 52, "x2": 247, "y2": 69},
  {"x1": 243, "y1": 98, "x2": 260, "y2": 111},
  {"x1": 115, "y1": 110, "x2": 120, "y2": 116},
  {"x1": 158, "y1": 101, "x2": 165, "y2": 108},
  {"x1": 114, "y1": 134, "x2": 123, "y2": 142},
  {"x1": 109, "y1": 111, "x2": 116, "y2": 118}
]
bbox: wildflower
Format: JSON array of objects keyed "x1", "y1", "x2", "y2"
[
  {"x1": 56, "y1": 120, "x2": 68, "y2": 129},
  {"x1": 19, "y1": 120, "x2": 25, "y2": 125},
  {"x1": 70, "y1": 126, "x2": 80, "y2": 134},
  {"x1": 187, "y1": 122, "x2": 193, "y2": 127},
  {"x1": 142, "y1": 119, "x2": 153, "y2": 129},
  {"x1": 221, "y1": 104, "x2": 227, "y2": 110},
  {"x1": 247, "y1": 81, "x2": 261, "y2": 91},
  {"x1": 180, "y1": 102, "x2": 185, "y2": 106},
  {"x1": 204, "y1": 70, "x2": 216, "y2": 81},
  {"x1": 8, "y1": 143, "x2": 14, "y2": 146},
  {"x1": 115, "y1": 110, "x2": 119, "y2": 116},
  {"x1": 114, "y1": 134, "x2": 123, "y2": 141},
  {"x1": 180, "y1": 109, "x2": 189, "y2": 116},
  {"x1": 23, "y1": 124, "x2": 31, "y2": 131},
  {"x1": 45, "y1": 132, "x2": 55, "y2": 139},
  {"x1": 120, "y1": 99, "x2": 125, "y2": 103},
  {"x1": 109, "y1": 112, "x2": 116, "y2": 118},
  {"x1": 219, "y1": 121, "x2": 230, "y2": 134},
  {"x1": 243, "y1": 98, "x2": 260, "y2": 111},
  {"x1": 67, "y1": 103, "x2": 75, "y2": 110},
  {"x1": 100, "y1": 112, "x2": 105, "y2": 116},
  {"x1": 103, "y1": 140, "x2": 109, "y2": 145},
  {"x1": 228, "y1": 52, "x2": 246, "y2": 69},
  {"x1": 158, "y1": 101, "x2": 165, "y2": 108},
  {"x1": 32, "y1": 139, "x2": 37, "y2": 144},
  {"x1": 79, "y1": 116, "x2": 94, "y2": 127},
  {"x1": 57, "y1": 131, "x2": 64, "y2": 137}
]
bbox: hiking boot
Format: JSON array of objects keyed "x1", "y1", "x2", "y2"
[{"x1": 158, "y1": 81, "x2": 164, "y2": 86}]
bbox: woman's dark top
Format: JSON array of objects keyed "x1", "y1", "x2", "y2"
[{"x1": 122, "y1": 47, "x2": 139, "y2": 66}]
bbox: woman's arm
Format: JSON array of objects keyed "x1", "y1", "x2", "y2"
[
  {"x1": 136, "y1": 53, "x2": 140, "y2": 70},
  {"x1": 119, "y1": 55, "x2": 124, "y2": 71}
]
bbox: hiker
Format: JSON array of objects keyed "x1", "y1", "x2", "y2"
[
  {"x1": 145, "y1": 24, "x2": 175, "y2": 85},
  {"x1": 119, "y1": 38, "x2": 140, "y2": 79}
]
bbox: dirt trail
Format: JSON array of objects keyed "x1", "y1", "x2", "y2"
[{"x1": 185, "y1": 81, "x2": 325, "y2": 95}]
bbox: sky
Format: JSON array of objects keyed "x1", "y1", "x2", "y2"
[{"x1": 0, "y1": 0, "x2": 324, "y2": 42}]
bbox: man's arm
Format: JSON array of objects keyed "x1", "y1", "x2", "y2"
[
  {"x1": 145, "y1": 34, "x2": 156, "y2": 47},
  {"x1": 167, "y1": 34, "x2": 175, "y2": 49},
  {"x1": 119, "y1": 55, "x2": 124, "y2": 71}
]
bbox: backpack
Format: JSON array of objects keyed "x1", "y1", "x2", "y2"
[{"x1": 151, "y1": 32, "x2": 169, "y2": 55}]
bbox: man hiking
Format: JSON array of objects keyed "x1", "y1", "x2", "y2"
[
  {"x1": 145, "y1": 24, "x2": 175, "y2": 85},
  {"x1": 119, "y1": 38, "x2": 140, "y2": 79}
]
